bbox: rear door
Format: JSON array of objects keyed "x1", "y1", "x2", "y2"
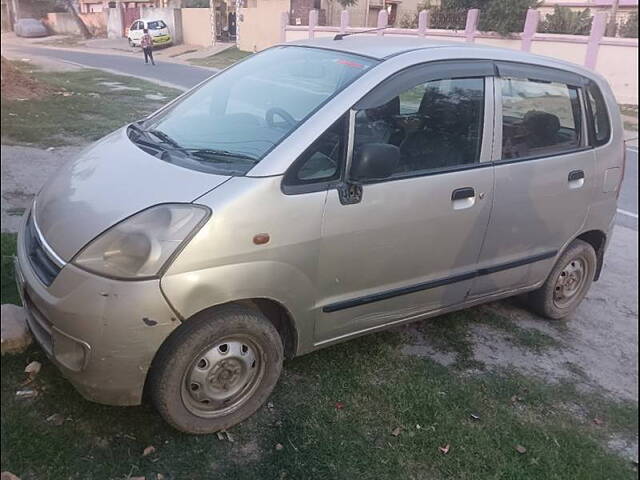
[
  {"x1": 313, "y1": 61, "x2": 496, "y2": 343},
  {"x1": 469, "y1": 63, "x2": 596, "y2": 298}
]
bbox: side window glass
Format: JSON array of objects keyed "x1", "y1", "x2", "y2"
[
  {"x1": 353, "y1": 77, "x2": 485, "y2": 177},
  {"x1": 586, "y1": 84, "x2": 611, "y2": 146},
  {"x1": 501, "y1": 77, "x2": 583, "y2": 160},
  {"x1": 284, "y1": 116, "x2": 345, "y2": 187}
]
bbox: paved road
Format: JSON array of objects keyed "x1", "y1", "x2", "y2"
[{"x1": 2, "y1": 44, "x2": 214, "y2": 90}]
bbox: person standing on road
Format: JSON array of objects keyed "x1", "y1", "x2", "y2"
[{"x1": 141, "y1": 28, "x2": 155, "y2": 66}]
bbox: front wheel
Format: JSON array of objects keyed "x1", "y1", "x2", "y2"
[
  {"x1": 128, "y1": 38, "x2": 134, "y2": 47},
  {"x1": 148, "y1": 305, "x2": 284, "y2": 434},
  {"x1": 527, "y1": 239, "x2": 597, "y2": 319}
]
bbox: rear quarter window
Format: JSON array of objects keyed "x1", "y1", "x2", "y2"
[{"x1": 586, "y1": 83, "x2": 611, "y2": 147}]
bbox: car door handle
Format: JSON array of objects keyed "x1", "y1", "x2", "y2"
[
  {"x1": 568, "y1": 170, "x2": 584, "y2": 181},
  {"x1": 568, "y1": 170, "x2": 585, "y2": 189},
  {"x1": 452, "y1": 187, "x2": 475, "y2": 201},
  {"x1": 451, "y1": 187, "x2": 476, "y2": 210}
]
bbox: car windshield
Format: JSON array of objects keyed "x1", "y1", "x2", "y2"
[
  {"x1": 137, "y1": 46, "x2": 378, "y2": 175},
  {"x1": 147, "y1": 20, "x2": 166, "y2": 29}
]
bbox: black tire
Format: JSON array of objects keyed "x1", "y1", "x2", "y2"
[
  {"x1": 148, "y1": 305, "x2": 283, "y2": 434},
  {"x1": 527, "y1": 239, "x2": 597, "y2": 320}
]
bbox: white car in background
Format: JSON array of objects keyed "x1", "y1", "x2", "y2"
[{"x1": 127, "y1": 19, "x2": 172, "y2": 47}]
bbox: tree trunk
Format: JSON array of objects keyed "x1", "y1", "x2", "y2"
[
  {"x1": 606, "y1": 0, "x2": 620, "y2": 37},
  {"x1": 65, "y1": 0, "x2": 92, "y2": 39}
]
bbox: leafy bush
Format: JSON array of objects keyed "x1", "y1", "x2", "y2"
[
  {"x1": 619, "y1": 11, "x2": 638, "y2": 38},
  {"x1": 540, "y1": 6, "x2": 592, "y2": 35},
  {"x1": 403, "y1": 0, "x2": 540, "y2": 35}
]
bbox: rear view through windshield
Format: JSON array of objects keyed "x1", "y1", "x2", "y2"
[{"x1": 137, "y1": 46, "x2": 377, "y2": 175}]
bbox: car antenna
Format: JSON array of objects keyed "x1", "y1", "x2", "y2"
[{"x1": 334, "y1": 26, "x2": 389, "y2": 40}]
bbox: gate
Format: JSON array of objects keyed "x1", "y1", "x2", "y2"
[{"x1": 121, "y1": 6, "x2": 140, "y2": 37}]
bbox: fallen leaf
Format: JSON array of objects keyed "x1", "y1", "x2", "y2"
[
  {"x1": 416, "y1": 424, "x2": 422, "y2": 430},
  {"x1": 335, "y1": 402, "x2": 345, "y2": 410},
  {"x1": 217, "y1": 431, "x2": 225, "y2": 441},
  {"x1": 15, "y1": 388, "x2": 37, "y2": 400},
  {"x1": 439, "y1": 444, "x2": 450, "y2": 454},
  {"x1": 222, "y1": 430, "x2": 234, "y2": 443},
  {"x1": 391, "y1": 427, "x2": 402, "y2": 437},
  {"x1": 515, "y1": 445, "x2": 527, "y2": 454},
  {"x1": 142, "y1": 445, "x2": 156, "y2": 456},
  {"x1": 593, "y1": 418, "x2": 604, "y2": 425},
  {"x1": 470, "y1": 413, "x2": 480, "y2": 420},
  {"x1": 24, "y1": 361, "x2": 41, "y2": 376},
  {"x1": 46, "y1": 413, "x2": 64, "y2": 426},
  {"x1": 267, "y1": 402, "x2": 275, "y2": 409},
  {"x1": 275, "y1": 443, "x2": 284, "y2": 451}
]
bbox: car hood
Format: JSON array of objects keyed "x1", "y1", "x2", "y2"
[{"x1": 34, "y1": 127, "x2": 229, "y2": 262}]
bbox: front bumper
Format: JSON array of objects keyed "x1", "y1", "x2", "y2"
[
  {"x1": 152, "y1": 35, "x2": 172, "y2": 45},
  {"x1": 15, "y1": 214, "x2": 180, "y2": 406}
]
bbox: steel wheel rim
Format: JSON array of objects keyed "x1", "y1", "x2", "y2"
[
  {"x1": 553, "y1": 256, "x2": 588, "y2": 308},
  {"x1": 181, "y1": 335, "x2": 265, "y2": 418}
]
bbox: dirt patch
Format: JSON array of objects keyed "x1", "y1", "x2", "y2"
[
  {"x1": 399, "y1": 225, "x2": 638, "y2": 403},
  {"x1": 1, "y1": 56, "x2": 51, "y2": 100}
]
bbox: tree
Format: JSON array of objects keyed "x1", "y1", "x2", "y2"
[
  {"x1": 539, "y1": 6, "x2": 592, "y2": 35},
  {"x1": 619, "y1": 11, "x2": 638, "y2": 38},
  {"x1": 476, "y1": 0, "x2": 541, "y2": 36}
]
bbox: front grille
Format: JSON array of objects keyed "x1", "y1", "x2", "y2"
[{"x1": 25, "y1": 214, "x2": 61, "y2": 286}]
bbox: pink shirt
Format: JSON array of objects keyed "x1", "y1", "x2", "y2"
[{"x1": 141, "y1": 33, "x2": 153, "y2": 48}]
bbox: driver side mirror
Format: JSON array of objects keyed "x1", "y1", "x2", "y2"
[{"x1": 350, "y1": 143, "x2": 400, "y2": 182}]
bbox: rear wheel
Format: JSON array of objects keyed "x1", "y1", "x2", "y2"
[
  {"x1": 149, "y1": 305, "x2": 283, "y2": 434},
  {"x1": 527, "y1": 239, "x2": 597, "y2": 319}
]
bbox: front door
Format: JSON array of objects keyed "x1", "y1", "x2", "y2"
[
  {"x1": 469, "y1": 63, "x2": 596, "y2": 298},
  {"x1": 314, "y1": 65, "x2": 496, "y2": 343}
]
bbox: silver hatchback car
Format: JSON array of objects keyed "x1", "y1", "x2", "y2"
[{"x1": 15, "y1": 37, "x2": 625, "y2": 433}]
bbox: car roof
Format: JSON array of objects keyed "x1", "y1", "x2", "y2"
[
  {"x1": 287, "y1": 36, "x2": 595, "y2": 78},
  {"x1": 139, "y1": 18, "x2": 166, "y2": 23}
]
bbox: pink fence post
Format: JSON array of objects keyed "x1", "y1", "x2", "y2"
[
  {"x1": 377, "y1": 9, "x2": 388, "y2": 36},
  {"x1": 280, "y1": 11, "x2": 289, "y2": 43},
  {"x1": 465, "y1": 8, "x2": 479, "y2": 42},
  {"x1": 418, "y1": 10, "x2": 429, "y2": 37},
  {"x1": 309, "y1": 9, "x2": 318, "y2": 39},
  {"x1": 340, "y1": 10, "x2": 349, "y2": 34},
  {"x1": 585, "y1": 12, "x2": 606, "y2": 69},
  {"x1": 521, "y1": 9, "x2": 539, "y2": 52}
]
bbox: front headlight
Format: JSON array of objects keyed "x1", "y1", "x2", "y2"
[{"x1": 72, "y1": 204, "x2": 210, "y2": 279}]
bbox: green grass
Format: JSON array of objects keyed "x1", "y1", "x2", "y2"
[
  {"x1": 187, "y1": 46, "x2": 252, "y2": 70},
  {"x1": 1, "y1": 233, "x2": 637, "y2": 479},
  {"x1": 1, "y1": 63, "x2": 181, "y2": 147}
]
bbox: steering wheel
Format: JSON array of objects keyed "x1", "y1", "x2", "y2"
[{"x1": 266, "y1": 107, "x2": 296, "y2": 129}]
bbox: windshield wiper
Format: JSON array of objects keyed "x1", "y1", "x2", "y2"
[
  {"x1": 147, "y1": 129, "x2": 184, "y2": 150},
  {"x1": 187, "y1": 148, "x2": 259, "y2": 164}
]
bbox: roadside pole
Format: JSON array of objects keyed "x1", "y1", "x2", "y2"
[{"x1": 209, "y1": 0, "x2": 217, "y2": 46}]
